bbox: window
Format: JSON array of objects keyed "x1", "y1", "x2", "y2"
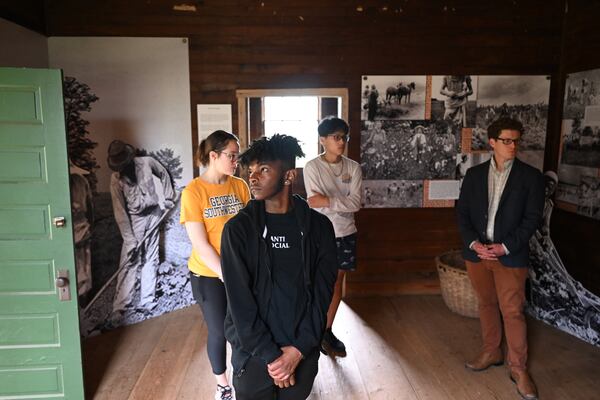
[
  {"x1": 263, "y1": 96, "x2": 320, "y2": 168},
  {"x1": 236, "y1": 88, "x2": 348, "y2": 156},
  {"x1": 235, "y1": 88, "x2": 348, "y2": 194}
]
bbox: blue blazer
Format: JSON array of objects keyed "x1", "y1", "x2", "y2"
[{"x1": 456, "y1": 158, "x2": 544, "y2": 267}]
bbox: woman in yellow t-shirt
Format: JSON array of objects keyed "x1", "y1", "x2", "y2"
[{"x1": 180, "y1": 130, "x2": 250, "y2": 400}]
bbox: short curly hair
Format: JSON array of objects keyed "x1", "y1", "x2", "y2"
[
  {"x1": 487, "y1": 117, "x2": 524, "y2": 140},
  {"x1": 238, "y1": 134, "x2": 305, "y2": 170}
]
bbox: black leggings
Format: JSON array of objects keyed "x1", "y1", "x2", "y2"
[{"x1": 190, "y1": 273, "x2": 227, "y2": 375}]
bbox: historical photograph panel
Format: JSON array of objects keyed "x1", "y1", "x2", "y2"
[
  {"x1": 49, "y1": 37, "x2": 194, "y2": 335},
  {"x1": 557, "y1": 162, "x2": 598, "y2": 186},
  {"x1": 471, "y1": 75, "x2": 550, "y2": 152},
  {"x1": 556, "y1": 163, "x2": 599, "y2": 205},
  {"x1": 430, "y1": 75, "x2": 478, "y2": 128},
  {"x1": 360, "y1": 119, "x2": 459, "y2": 180},
  {"x1": 556, "y1": 182, "x2": 579, "y2": 205},
  {"x1": 560, "y1": 118, "x2": 600, "y2": 168},
  {"x1": 518, "y1": 150, "x2": 544, "y2": 171},
  {"x1": 576, "y1": 175, "x2": 600, "y2": 220},
  {"x1": 455, "y1": 152, "x2": 492, "y2": 183},
  {"x1": 528, "y1": 203, "x2": 600, "y2": 346},
  {"x1": 563, "y1": 68, "x2": 600, "y2": 120},
  {"x1": 362, "y1": 180, "x2": 424, "y2": 208},
  {"x1": 361, "y1": 75, "x2": 427, "y2": 121}
]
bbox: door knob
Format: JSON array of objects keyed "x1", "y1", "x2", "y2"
[
  {"x1": 55, "y1": 269, "x2": 71, "y2": 301},
  {"x1": 55, "y1": 277, "x2": 69, "y2": 287}
]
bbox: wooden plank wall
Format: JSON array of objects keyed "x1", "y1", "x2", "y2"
[
  {"x1": 549, "y1": 0, "x2": 600, "y2": 296},
  {"x1": 7, "y1": 0, "x2": 585, "y2": 295},
  {"x1": 0, "y1": 0, "x2": 46, "y2": 33}
]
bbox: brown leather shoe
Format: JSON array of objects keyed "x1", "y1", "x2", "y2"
[
  {"x1": 510, "y1": 369, "x2": 538, "y2": 400},
  {"x1": 465, "y1": 350, "x2": 504, "y2": 371}
]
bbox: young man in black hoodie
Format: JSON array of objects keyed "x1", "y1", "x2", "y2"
[{"x1": 221, "y1": 134, "x2": 338, "y2": 400}]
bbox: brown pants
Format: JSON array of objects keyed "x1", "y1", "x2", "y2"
[{"x1": 466, "y1": 260, "x2": 529, "y2": 370}]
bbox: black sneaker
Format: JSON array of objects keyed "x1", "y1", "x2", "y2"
[{"x1": 321, "y1": 328, "x2": 347, "y2": 357}]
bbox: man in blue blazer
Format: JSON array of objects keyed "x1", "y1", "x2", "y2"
[{"x1": 457, "y1": 117, "x2": 544, "y2": 400}]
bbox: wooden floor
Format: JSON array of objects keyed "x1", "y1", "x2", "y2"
[{"x1": 83, "y1": 296, "x2": 600, "y2": 399}]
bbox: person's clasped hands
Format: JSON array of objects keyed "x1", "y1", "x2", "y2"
[
  {"x1": 267, "y1": 346, "x2": 303, "y2": 388},
  {"x1": 472, "y1": 241, "x2": 506, "y2": 260}
]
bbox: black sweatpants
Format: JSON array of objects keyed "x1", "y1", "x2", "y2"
[
  {"x1": 233, "y1": 349, "x2": 320, "y2": 400},
  {"x1": 190, "y1": 273, "x2": 227, "y2": 375}
]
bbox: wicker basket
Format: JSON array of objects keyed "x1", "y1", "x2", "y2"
[{"x1": 436, "y1": 251, "x2": 479, "y2": 318}]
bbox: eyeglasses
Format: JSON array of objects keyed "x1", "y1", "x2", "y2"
[
  {"x1": 220, "y1": 151, "x2": 239, "y2": 162},
  {"x1": 328, "y1": 134, "x2": 350, "y2": 143},
  {"x1": 495, "y1": 137, "x2": 520, "y2": 146}
]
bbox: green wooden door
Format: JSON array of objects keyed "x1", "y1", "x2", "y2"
[{"x1": 0, "y1": 68, "x2": 85, "y2": 399}]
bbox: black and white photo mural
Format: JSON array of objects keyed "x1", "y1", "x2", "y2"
[
  {"x1": 48, "y1": 37, "x2": 194, "y2": 336},
  {"x1": 360, "y1": 120, "x2": 459, "y2": 181},
  {"x1": 360, "y1": 75, "x2": 550, "y2": 208},
  {"x1": 430, "y1": 75, "x2": 477, "y2": 128},
  {"x1": 556, "y1": 68, "x2": 600, "y2": 220},
  {"x1": 527, "y1": 171, "x2": 600, "y2": 346},
  {"x1": 361, "y1": 75, "x2": 428, "y2": 121},
  {"x1": 471, "y1": 75, "x2": 550, "y2": 170},
  {"x1": 361, "y1": 180, "x2": 423, "y2": 208}
]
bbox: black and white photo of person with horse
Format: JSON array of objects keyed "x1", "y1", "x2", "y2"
[
  {"x1": 386, "y1": 82, "x2": 417, "y2": 105},
  {"x1": 361, "y1": 75, "x2": 427, "y2": 120}
]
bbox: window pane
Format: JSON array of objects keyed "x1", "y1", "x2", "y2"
[
  {"x1": 264, "y1": 96, "x2": 318, "y2": 121},
  {"x1": 263, "y1": 96, "x2": 319, "y2": 168},
  {"x1": 263, "y1": 120, "x2": 318, "y2": 168}
]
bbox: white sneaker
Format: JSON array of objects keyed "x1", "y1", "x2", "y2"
[{"x1": 215, "y1": 385, "x2": 234, "y2": 400}]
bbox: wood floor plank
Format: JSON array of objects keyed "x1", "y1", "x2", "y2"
[
  {"x1": 393, "y1": 296, "x2": 514, "y2": 400},
  {"x1": 174, "y1": 307, "x2": 221, "y2": 400},
  {"x1": 128, "y1": 306, "x2": 199, "y2": 400},
  {"x1": 84, "y1": 311, "x2": 171, "y2": 399},
  {"x1": 342, "y1": 297, "x2": 420, "y2": 400},
  {"x1": 526, "y1": 315, "x2": 600, "y2": 399},
  {"x1": 348, "y1": 296, "x2": 457, "y2": 400},
  {"x1": 83, "y1": 296, "x2": 600, "y2": 400},
  {"x1": 309, "y1": 302, "x2": 370, "y2": 400}
]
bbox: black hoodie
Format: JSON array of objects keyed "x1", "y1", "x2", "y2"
[{"x1": 221, "y1": 195, "x2": 338, "y2": 373}]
